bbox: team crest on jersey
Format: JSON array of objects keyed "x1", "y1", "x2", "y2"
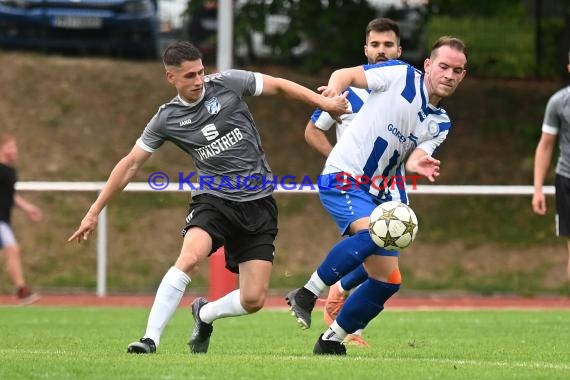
[
  {"x1": 428, "y1": 121, "x2": 440, "y2": 136},
  {"x1": 205, "y1": 97, "x2": 221, "y2": 114}
]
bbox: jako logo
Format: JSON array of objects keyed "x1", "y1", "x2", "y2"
[
  {"x1": 179, "y1": 118, "x2": 192, "y2": 127},
  {"x1": 387, "y1": 124, "x2": 406, "y2": 143},
  {"x1": 201, "y1": 124, "x2": 219, "y2": 141}
]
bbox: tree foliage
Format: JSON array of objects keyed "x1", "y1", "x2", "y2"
[
  {"x1": 234, "y1": 0, "x2": 376, "y2": 70},
  {"x1": 428, "y1": 0, "x2": 527, "y2": 18}
]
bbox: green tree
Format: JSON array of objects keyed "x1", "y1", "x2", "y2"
[
  {"x1": 286, "y1": 0, "x2": 376, "y2": 70},
  {"x1": 234, "y1": 0, "x2": 376, "y2": 71},
  {"x1": 429, "y1": 0, "x2": 526, "y2": 17}
]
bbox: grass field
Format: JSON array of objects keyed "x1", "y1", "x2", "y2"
[{"x1": 1, "y1": 306, "x2": 569, "y2": 379}]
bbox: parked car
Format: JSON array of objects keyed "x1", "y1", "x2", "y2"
[{"x1": 0, "y1": 0, "x2": 160, "y2": 58}]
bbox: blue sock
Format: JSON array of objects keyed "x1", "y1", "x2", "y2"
[
  {"x1": 340, "y1": 265, "x2": 368, "y2": 291},
  {"x1": 336, "y1": 278, "x2": 400, "y2": 333},
  {"x1": 316, "y1": 230, "x2": 378, "y2": 285}
]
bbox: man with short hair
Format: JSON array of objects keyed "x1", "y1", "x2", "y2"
[
  {"x1": 69, "y1": 41, "x2": 348, "y2": 355},
  {"x1": 287, "y1": 36, "x2": 468, "y2": 355},
  {"x1": 304, "y1": 17, "x2": 402, "y2": 348}
]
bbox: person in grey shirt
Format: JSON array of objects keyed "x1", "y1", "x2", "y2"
[
  {"x1": 68, "y1": 41, "x2": 348, "y2": 355},
  {"x1": 532, "y1": 49, "x2": 570, "y2": 284}
]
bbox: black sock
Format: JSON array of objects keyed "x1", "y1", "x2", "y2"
[{"x1": 297, "y1": 287, "x2": 318, "y2": 310}]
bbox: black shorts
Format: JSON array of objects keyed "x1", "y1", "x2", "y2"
[
  {"x1": 182, "y1": 194, "x2": 278, "y2": 273},
  {"x1": 555, "y1": 174, "x2": 570, "y2": 237}
]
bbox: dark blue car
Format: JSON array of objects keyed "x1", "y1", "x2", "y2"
[{"x1": 0, "y1": 0, "x2": 160, "y2": 58}]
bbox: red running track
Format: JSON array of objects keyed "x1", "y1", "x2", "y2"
[{"x1": 1, "y1": 293, "x2": 570, "y2": 309}]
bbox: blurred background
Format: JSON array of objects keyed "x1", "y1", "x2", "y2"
[
  {"x1": 1, "y1": 0, "x2": 570, "y2": 297},
  {"x1": 1, "y1": 0, "x2": 568, "y2": 78}
]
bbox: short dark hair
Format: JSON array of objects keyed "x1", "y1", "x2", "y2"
[
  {"x1": 365, "y1": 18, "x2": 400, "y2": 43},
  {"x1": 162, "y1": 41, "x2": 203, "y2": 67},
  {"x1": 430, "y1": 36, "x2": 468, "y2": 60}
]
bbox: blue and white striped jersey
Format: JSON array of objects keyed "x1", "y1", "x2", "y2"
[
  {"x1": 310, "y1": 87, "x2": 370, "y2": 141},
  {"x1": 323, "y1": 60, "x2": 452, "y2": 204}
]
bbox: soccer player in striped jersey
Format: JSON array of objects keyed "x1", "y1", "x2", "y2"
[
  {"x1": 287, "y1": 36, "x2": 467, "y2": 355},
  {"x1": 304, "y1": 18, "x2": 402, "y2": 348},
  {"x1": 532, "y1": 50, "x2": 570, "y2": 283}
]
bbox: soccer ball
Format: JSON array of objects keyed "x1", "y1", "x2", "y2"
[{"x1": 368, "y1": 201, "x2": 419, "y2": 250}]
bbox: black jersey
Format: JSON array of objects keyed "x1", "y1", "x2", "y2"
[{"x1": 0, "y1": 163, "x2": 16, "y2": 223}]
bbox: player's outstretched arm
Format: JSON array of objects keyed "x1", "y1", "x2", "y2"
[
  {"x1": 405, "y1": 148, "x2": 441, "y2": 183},
  {"x1": 260, "y1": 74, "x2": 349, "y2": 115},
  {"x1": 14, "y1": 194, "x2": 42, "y2": 222},
  {"x1": 67, "y1": 145, "x2": 151, "y2": 243}
]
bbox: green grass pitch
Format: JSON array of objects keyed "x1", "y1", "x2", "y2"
[{"x1": 0, "y1": 306, "x2": 568, "y2": 379}]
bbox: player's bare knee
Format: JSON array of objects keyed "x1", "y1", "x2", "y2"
[
  {"x1": 5, "y1": 245, "x2": 21, "y2": 258},
  {"x1": 174, "y1": 252, "x2": 201, "y2": 274},
  {"x1": 240, "y1": 294, "x2": 265, "y2": 313}
]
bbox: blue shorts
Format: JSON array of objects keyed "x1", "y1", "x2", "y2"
[
  {"x1": 319, "y1": 174, "x2": 399, "y2": 257},
  {"x1": 318, "y1": 173, "x2": 381, "y2": 234}
]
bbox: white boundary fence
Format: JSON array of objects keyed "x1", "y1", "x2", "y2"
[{"x1": 16, "y1": 181, "x2": 555, "y2": 297}]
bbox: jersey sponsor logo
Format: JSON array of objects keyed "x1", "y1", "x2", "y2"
[
  {"x1": 205, "y1": 97, "x2": 221, "y2": 115},
  {"x1": 201, "y1": 123, "x2": 219, "y2": 141},
  {"x1": 196, "y1": 127, "x2": 244, "y2": 160},
  {"x1": 387, "y1": 124, "x2": 406, "y2": 143},
  {"x1": 179, "y1": 118, "x2": 192, "y2": 127}
]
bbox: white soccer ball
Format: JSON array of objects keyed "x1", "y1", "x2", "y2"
[{"x1": 368, "y1": 201, "x2": 419, "y2": 250}]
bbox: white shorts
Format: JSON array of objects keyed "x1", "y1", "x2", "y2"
[{"x1": 0, "y1": 221, "x2": 17, "y2": 248}]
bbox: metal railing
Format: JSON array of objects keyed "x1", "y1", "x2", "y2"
[{"x1": 16, "y1": 181, "x2": 554, "y2": 296}]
